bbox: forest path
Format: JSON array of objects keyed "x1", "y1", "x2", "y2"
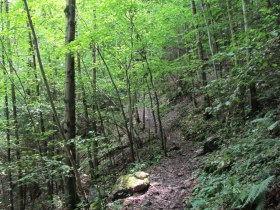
[{"x1": 121, "y1": 100, "x2": 203, "y2": 209}]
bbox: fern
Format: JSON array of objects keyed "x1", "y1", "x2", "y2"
[
  {"x1": 255, "y1": 193, "x2": 266, "y2": 210},
  {"x1": 260, "y1": 138, "x2": 280, "y2": 146},
  {"x1": 242, "y1": 176, "x2": 274, "y2": 209}
]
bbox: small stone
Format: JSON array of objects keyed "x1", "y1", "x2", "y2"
[
  {"x1": 183, "y1": 179, "x2": 192, "y2": 188},
  {"x1": 195, "y1": 149, "x2": 204, "y2": 156},
  {"x1": 143, "y1": 200, "x2": 152, "y2": 207},
  {"x1": 152, "y1": 182, "x2": 161, "y2": 186},
  {"x1": 180, "y1": 189, "x2": 187, "y2": 196},
  {"x1": 177, "y1": 173, "x2": 183, "y2": 177},
  {"x1": 177, "y1": 150, "x2": 183, "y2": 155},
  {"x1": 107, "y1": 202, "x2": 114, "y2": 209},
  {"x1": 153, "y1": 191, "x2": 160, "y2": 196},
  {"x1": 168, "y1": 142, "x2": 180, "y2": 152},
  {"x1": 185, "y1": 200, "x2": 192, "y2": 208},
  {"x1": 171, "y1": 204, "x2": 180, "y2": 209},
  {"x1": 168, "y1": 145, "x2": 180, "y2": 152},
  {"x1": 202, "y1": 136, "x2": 219, "y2": 154}
]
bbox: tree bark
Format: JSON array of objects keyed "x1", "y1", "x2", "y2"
[
  {"x1": 1, "y1": 2, "x2": 13, "y2": 208},
  {"x1": 64, "y1": 0, "x2": 78, "y2": 208},
  {"x1": 142, "y1": 54, "x2": 166, "y2": 155},
  {"x1": 146, "y1": 78, "x2": 158, "y2": 134},
  {"x1": 4, "y1": 1, "x2": 24, "y2": 208},
  {"x1": 97, "y1": 46, "x2": 135, "y2": 162},
  {"x1": 200, "y1": 0, "x2": 218, "y2": 79},
  {"x1": 142, "y1": 91, "x2": 146, "y2": 130},
  {"x1": 91, "y1": 43, "x2": 99, "y2": 176},
  {"x1": 77, "y1": 54, "x2": 96, "y2": 180},
  {"x1": 192, "y1": 0, "x2": 211, "y2": 111},
  {"x1": 242, "y1": 0, "x2": 259, "y2": 114},
  {"x1": 22, "y1": 0, "x2": 87, "y2": 207},
  {"x1": 226, "y1": 0, "x2": 238, "y2": 65}
]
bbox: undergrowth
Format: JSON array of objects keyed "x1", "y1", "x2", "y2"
[{"x1": 187, "y1": 109, "x2": 280, "y2": 209}]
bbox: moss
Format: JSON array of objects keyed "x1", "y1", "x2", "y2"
[
  {"x1": 112, "y1": 171, "x2": 150, "y2": 200},
  {"x1": 134, "y1": 171, "x2": 149, "y2": 179}
]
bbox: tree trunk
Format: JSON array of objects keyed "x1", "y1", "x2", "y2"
[
  {"x1": 146, "y1": 78, "x2": 158, "y2": 134},
  {"x1": 192, "y1": 0, "x2": 211, "y2": 111},
  {"x1": 77, "y1": 54, "x2": 95, "y2": 180},
  {"x1": 64, "y1": 0, "x2": 78, "y2": 208},
  {"x1": 142, "y1": 91, "x2": 146, "y2": 130},
  {"x1": 134, "y1": 92, "x2": 141, "y2": 124},
  {"x1": 91, "y1": 43, "x2": 99, "y2": 176},
  {"x1": 226, "y1": 0, "x2": 238, "y2": 65},
  {"x1": 242, "y1": 0, "x2": 259, "y2": 114},
  {"x1": 23, "y1": 0, "x2": 87, "y2": 206},
  {"x1": 142, "y1": 54, "x2": 166, "y2": 155},
  {"x1": 4, "y1": 1, "x2": 24, "y2": 208},
  {"x1": 97, "y1": 46, "x2": 135, "y2": 162},
  {"x1": 200, "y1": 0, "x2": 218, "y2": 79},
  {"x1": 1, "y1": 2, "x2": 13, "y2": 208}
]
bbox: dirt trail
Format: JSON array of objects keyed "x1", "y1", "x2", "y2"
[{"x1": 121, "y1": 101, "x2": 203, "y2": 209}]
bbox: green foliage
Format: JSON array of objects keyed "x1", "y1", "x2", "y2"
[
  {"x1": 128, "y1": 162, "x2": 147, "y2": 174},
  {"x1": 239, "y1": 176, "x2": 274, "y2": 210},
  {"x1": 111, "y1": 200, "x2": 122, "y2": 210},
  {"x1": 128, "y1": 146, "x2": 163, "y2": 174},
  {"x1": 0, "y1": 0, "x2": 279, "y2": 208},
  {"x1": 181, "y1": 112, "x2": 223, "y2": 142},
  {"x1": 189, "y1": 110, "x2": 280, "y2": 209}
]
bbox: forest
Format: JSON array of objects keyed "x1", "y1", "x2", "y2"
[{"x1": 0, "y1": 0, "x2": 279, "y2": 209}]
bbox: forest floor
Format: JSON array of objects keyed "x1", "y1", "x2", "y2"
[{"x1": 119, "y1": 100, "x2": 205, "y2": 209}]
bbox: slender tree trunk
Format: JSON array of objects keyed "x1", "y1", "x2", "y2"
[
  {"x1": 97, "y1": 46, "x2": 135, "y2": 162},
  {"x1": 191, "y1": 78, "x2": 198, "y2": 108},
  {"x1": 11, "y1": 35, "x2": 24, "y2": 210},
  {"x1": 125, "y1": 63, "x2": 134, "y2": 156},
  {"x1": 146, "y1": 78, "x2": 158, "y2": 134},
  {"x1": 91, "y1": 43, "x2": 99, "y2": 176},
  {"x1": 225, "y1": 0, "x2": 245, "y2": 118},
  {"x1": 267, "y1": 0, "x2": 272, "y2": 8},
  {"x1": 4, "y1": 71, "x2": 14, "y2": 210},
  {"x1": 126, "y1": 10, "x2": 136, "y2": 160},
  {"x1": 1, "y1": 3, "x2": 13, "y2": 208},
  {"x1": 64, "y1": 0, "x2": 78, "y2": 208},
  {"x1": 22, "y1": 0, "x2": 87, "y2": 206},
  {"x1": 242, "y1": 0, "x2": 259, "y2": 114},
  {"x1": 192, "y1": 0, "x2": 211, "y2": 112},
  {"x1": 226, "y1": 0, "x2": 238, "y2": 66},
  {"x1": 77, "y1": 54, "x2": 95, "y2": 180},
  {"x1": 28, "y1": 33, "x2": 46, "y2": 141},
  {"x1": 134, "y1": 92, "x2": 141, "y2": 124},
  {"x1": 142, "y1": 91, "x2": 146, "y2": 130},
  {"x1": 4, "y1": 1, "x2": 24, "y2": 208},
  {"x1": 142, "y1": 54, "x2": 165, "y2": 155},
  {"x1": 200, "y1": 0, "x2": 218, "y2": 79},
  {"x1": 78, "y1": 56, "x2": 90, "y2": 129},
  {"x1": 28, "y1": 31, "x2": 52, "y2": 202}
]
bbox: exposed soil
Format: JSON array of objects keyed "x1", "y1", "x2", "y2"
[{"x1": 117, "y1": 100, "x2": 204, "y2": 209}]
